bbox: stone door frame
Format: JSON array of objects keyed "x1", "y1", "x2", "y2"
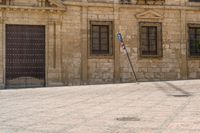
[{"x1": 2, "y1": 21, "x2": 49, "y2": 88}]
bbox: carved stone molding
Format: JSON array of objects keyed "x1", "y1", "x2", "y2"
[
  {"x1": 136, "y1": 10, "x2": 163, "y2": 20},
  {"x1": 137, "y1": 0, "x2": 165, "y2": 5},
  {"x1": 49, "y1": 0, "x2": 65, "y2": 8},
  {"x1": 0, "y1": 0, "x2": 65, "y2": 11}
]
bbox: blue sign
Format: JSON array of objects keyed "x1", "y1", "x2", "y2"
[{"x1": 117, "y1": 32, "x2": 124, "y2": 43}]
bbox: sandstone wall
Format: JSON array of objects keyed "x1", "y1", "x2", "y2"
[
  {"x1": 186, "y1": 10, "x2": 200, "y2": 79},
  {"x1": 0, "y1": 6, "x2": 64, "y2": 87},
  {"x1": 13, "y1": 0, "x2": 38, "y2": 6},
  {"x1": 62, "y1": 6, "x2": 82, "y2": 85},
  {"x1": 118, "y1": 8, "x2": 183, "y2": 82},
  {"x1": 60, "y1": 1, "x2": 200, "y2": 85},
  {"x1": 0, "y1": 0, "x2": 200, "y2": 88}
]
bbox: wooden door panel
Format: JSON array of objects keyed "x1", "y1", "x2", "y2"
[{"x1": 6, "y1": 25, "x2": 45, "y2": 88}]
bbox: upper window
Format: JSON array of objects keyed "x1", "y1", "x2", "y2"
[
  {"x1": 90, "y1": 21, "x2": 113, "y2": 56},
  {"x1": 119, "y1": 0, "x2": 131, "y2": 4},
  {"x1": 137, "y1": 0, "x2": 165, "y2": 5},
  {"x1": 139, "y1": 22, "x2": 162, "y2": 57},
  {"x1": 189, "y1": 0, "x2": 200, "y2": 2},
  {"x1": 188, "y1": 24, "x2": 200, "y2": 57},
  {"x1": 0, "y1": 0, "x2": 6, "y2": 4}
]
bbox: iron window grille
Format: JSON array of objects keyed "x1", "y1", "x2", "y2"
[
  {"x1": 90, "y1": 21, "x2": 113, "y2": 56},
  {"x1": 0, "y1": 0, "x2": 6, "y2": 4},
  {"x1": 137, "y1": 0, "x2": 165, "y2": 5},
  {"x1": 119, "y1": 0, "x2": 132, "y2": 4},
  {"x1": 139, "y1": 22, "x2": 162, "y2": 57},
  {"x1": 188, "y1": 24, "x2": 200, "y2": 57},
  {"x1": 189, "y1": 0, "x2": 200, "y2": 2}
]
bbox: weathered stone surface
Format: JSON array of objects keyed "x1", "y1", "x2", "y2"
[
  {"x1": 0, "y1": 0, "x2": 200, "y2": 87},
  {"x1": 0, "y1": 80, "x2": 200, "y2": 132}
]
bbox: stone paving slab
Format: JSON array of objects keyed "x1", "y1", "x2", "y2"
[{"x1": 0, "y1": 80, "x2": 200, "y2": 133}]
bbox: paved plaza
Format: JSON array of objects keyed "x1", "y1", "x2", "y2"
[{"x1": 0, "y1": 80, "x2": 200, "y2": 133}]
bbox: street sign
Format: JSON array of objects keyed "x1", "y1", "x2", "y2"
[
  {"x1": 117, "y1": 32, "x2": 124, "y2": 43},
  {"x1": 117, "y1": 32, "x2": 125, "y2": 49},
  {"x1": 116, "y1": 32, "x2": 137, "y2": 82}
]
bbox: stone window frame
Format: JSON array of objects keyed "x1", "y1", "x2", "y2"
[
  {"x1": 119, "y1": 0, "x2": 132, "y2": 4},
  {"x1": 88, "y1": 21, "x2": 113, "y2": 58},
  {"x1": 0, "y1": 0, "x2": 12, "y2": 5},
  {"x1": 187, "y1": 0, "x2": 200, "y2": 6},
  {"x1": 139, "y1": 22, "x2": 163, "y2": 58},
  {"x1": 188, "y1": 0, "x2": 200, "y2": 2},
  {"x1": 0, "y1": 0, "x2": 6, "y2": 4},
  {"x1": 188, "y1": 24, "x2": 200, "y2": 58},
  {"x1": 136, "y1": 0, "x2": 165, "y2": 5}
]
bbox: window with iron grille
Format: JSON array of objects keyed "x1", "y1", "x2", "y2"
[
  {"x1": 0, "y1": 0, "x2": 6, "y2": 4},
  {"x1": 139, "y1": 22, "x2": 162, "y2": 57},
  {"x1": 90, "y1": 21, "x2": 113, "y2": 56},
  {"x1": 189, "y1": 24, "x2": 200, "y2": 57},
  {"x1": 137, "y1": 0, "x2": 165, "y2": 5},
  {"x1": 189, "y1": 0, "x2": 200, "y2": 2},
  {"x1": 119, "y1": 0, "x2": 131, "y2": 4}
]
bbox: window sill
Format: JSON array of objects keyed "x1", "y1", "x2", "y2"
[
  {"x1": 188, "y1": 55, "x2": 200, "y2": 59},
  {"x1": 88, "y1": 55, "x2": 114, "y2": 59},
  {"x1": 139, "y1": 55, "x2": 163, "y2": 59}
]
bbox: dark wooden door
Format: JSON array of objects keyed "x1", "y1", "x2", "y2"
[{"x1": 6, "y1": 25, "x2": 45, "y2": 88}]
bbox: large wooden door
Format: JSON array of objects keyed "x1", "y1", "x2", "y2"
[{"x1": 6, "y1": 25, "x2": 45, "y2": 88}]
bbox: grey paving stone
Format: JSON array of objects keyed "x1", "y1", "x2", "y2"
[{"x1": 0, "y1": 80, "x2": 200, "y2": 133}]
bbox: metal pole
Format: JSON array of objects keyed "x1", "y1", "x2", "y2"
[
  {"x1": 124, "y1": 47, "x2": 137, "y2": 82},
  {"x1": 117, "y1": 32, "x2": 137, "y2": 82}
]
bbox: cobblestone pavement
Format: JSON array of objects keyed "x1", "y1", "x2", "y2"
[{"x1": 0, "y1": 80, "x2": 200, "y2": 133}]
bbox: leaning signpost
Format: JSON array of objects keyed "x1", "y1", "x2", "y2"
[{"x1": 117, "y1": 32, "x2": 137, "y2": 82}]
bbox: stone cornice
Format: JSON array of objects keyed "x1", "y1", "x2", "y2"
[
  {"x1": 0, "y1": 5, "x2": 66, "y2": 12},
  {"x1": 63, "y1": 1, "x2": 200, "y2": 11},
  {"x1": 0, "y1": 2, "x2": 199, "y2": 12},
  {"x1": 49, "y1": 0, "x2": 65, "y2": 8}
]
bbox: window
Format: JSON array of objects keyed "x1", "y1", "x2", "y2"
[
  {"x1": 188, "y1": 24, "x2": 200, "y2": 57},
  {"x1": 0, "y1": 0, "x2": 6, "y2": 4},
  {"x1": 137, "y1": 0, "x2": 165, "y2": 5},
  {"x1": 139, "y1": 22, "x2": 162, "y2": 57},
  {"x1": 90, "y1": 21, "x2": 113, "y2": 56},
  {"x1": 119, "y1": 0, "x2": 131, "y2": 4},
  {"x1": 189, "y1": 0, "x2": 200, "y2": 2}
]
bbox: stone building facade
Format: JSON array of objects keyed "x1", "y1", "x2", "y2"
[{"x1": 0, "y1": 0, "x2": 200, "y2": 88}]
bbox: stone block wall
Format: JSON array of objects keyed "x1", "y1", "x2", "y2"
[
  {"x1": 61, "y1": 0, "x2": 200, "y2": 85},
  {"x1": 14, "y1": 0, "x2": 38, "y2": 6},
  {"x1": 188, "y1": 60, "x2": 200, "y2": 79},
  {"x1": 88, "y1": 59, "x2": 114, "y2": 84},
  {"x1": 61, "y1": 0, "x2": 199, "y2": 84},
  {"x1": 186, "y1": 10, "x2": 200, "y2": 79},
  {"x1": 0, "y1": 0, "x2": 200, "y2": 88},
  {"x1": 117, "y1": 8, "x2": 181, "y2": 82},
  {"x1": 62, "y1": 6, "x2": 82, "y2": 85}
]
